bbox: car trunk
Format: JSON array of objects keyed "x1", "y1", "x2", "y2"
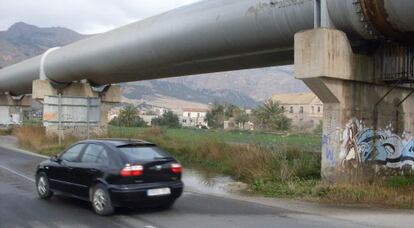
[
  {"x1": 142, "y1": 158, "x2": 178, "y2": 182},
  {"x1": 115, "y1": 145, "x2": 181, "y2": 185}
]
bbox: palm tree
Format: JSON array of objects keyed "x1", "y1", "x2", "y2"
[
  {"x1": 252, "y1": 99, "x2": 291, "y2": 131},
  {"x1": 110, "y1": 104, "x2": 147, "y2": 127}
]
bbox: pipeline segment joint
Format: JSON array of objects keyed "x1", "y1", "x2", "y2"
[
  {"x1": 40, "y1": 47, "x2": 60, "y2": 81},
  {"x1": 358, "y1": 0, "x2": 413, "y2": 41}
]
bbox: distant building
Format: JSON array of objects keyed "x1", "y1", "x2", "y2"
[
  {"x1": 111, "y1": 101, "x2": 211, "y2": 128},
  {"x1": 224, "y1": 119, "x2": 254, "y2": 131},
  {"x1": 139, "y1": 115, "x2": 158, "y2": 126},
  {"x1": 108, "y1": 107, "x2": 121, "y2": 121},
  {"x1": 271, "y1": 92, "x2": 323, "y2": 131},
  {"x1": 180, "y1": 108, "x2": 209, "y2": 128}
]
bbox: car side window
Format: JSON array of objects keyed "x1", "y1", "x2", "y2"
[
  {"x1": 60, "y1": 144, "x2": 85, "y2": 162},
  {"x1": 96, "y1": 149, "x2": 109, "y2": 164},
  {"x1": 81, "y1": 144, "x2": 109, "y2": 164}
]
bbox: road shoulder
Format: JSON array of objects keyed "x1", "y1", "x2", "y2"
[{"x1": 0, "y1": 135, "x2": 48, "y2": 159}]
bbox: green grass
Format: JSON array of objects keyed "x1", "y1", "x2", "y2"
[
  {"x1": 252, "y1": 178, "x2": 319, "y2": 198},
  {"x1": 385, "y1": 175, "x2": 414, "y2": 188},
  {"x1": 108, "y1": 126, "x2": 322, "y2": 152}
]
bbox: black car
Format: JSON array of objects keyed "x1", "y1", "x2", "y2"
[{"x1": 35, "y1": 139, "x2": 184, "y2": 215}]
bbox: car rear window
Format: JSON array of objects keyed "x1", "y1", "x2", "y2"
[{"x1": 118, "y1": 146, "x2": 172, "y2": 161}]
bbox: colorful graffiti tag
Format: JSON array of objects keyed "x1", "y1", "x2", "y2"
[{"x1": 340, "y1": 119, "x2": 414, "y2": 169}]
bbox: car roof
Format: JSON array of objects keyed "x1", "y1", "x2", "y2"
[{"x1": 78, "y1": 138, "x2": 156, "y2": 147}]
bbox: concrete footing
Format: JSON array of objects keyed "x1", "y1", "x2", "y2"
[
  {"x1": 295, "y1": 28, "x2": 414, "y2": 182},
  {"x1": 0, "y1": 94, "x2": 31, "y2": 125},
  {"x1": 32, "y1": 80, "x2": 121, "y2": 137}
]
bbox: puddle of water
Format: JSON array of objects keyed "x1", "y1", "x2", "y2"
[{"x1": 182, "y1": 169, "x2": 248, "y2": 196}]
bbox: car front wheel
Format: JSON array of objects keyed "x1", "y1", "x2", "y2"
[
  {"x1": 91, "y1": 184, "x2": 114, "y2": 216},
  {"x1": 36, "y1": 172, "x2": 53, "y2": 199}
]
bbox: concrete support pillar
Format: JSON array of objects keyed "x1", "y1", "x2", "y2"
[
  {"x1": 0, "y1": 94, "x2": 31, "y2": 125},
  {"x1": 295, "y1": 28, "x2": 414, "y2": 182},
  {"x1": 32, "y1": 80, "x2": 121, "y2": 137}
]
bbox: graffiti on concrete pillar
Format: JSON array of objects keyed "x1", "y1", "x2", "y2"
[
  {"x1": 326, "y1": 147, "x2": 336, "y2": 166},
  {"x1": 323, "y1": 131, "x2": 339, "y2": 167},
  {"x1": 340, "y1": 119, "x2": 414, "y2": 169}
]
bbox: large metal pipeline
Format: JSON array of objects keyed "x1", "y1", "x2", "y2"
[
  {"x1": 0, "y1": 0, "x2": 414, "y2": 95},
  {"x1": 326, "y1": 0, "x2": 414, "y2": 40}
]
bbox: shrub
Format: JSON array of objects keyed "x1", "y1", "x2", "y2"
[{"x1": 151, "y1": 111, "x2": 180, "y2": 128}]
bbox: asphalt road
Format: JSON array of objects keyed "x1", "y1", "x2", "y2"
[{"x1": 0, "y1": 146, "x2": 372, "y2": 228}]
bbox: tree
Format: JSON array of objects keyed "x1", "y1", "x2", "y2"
[
  {"x1": 152, "y1": 111, "x2": 180, "y2": 128},
  {"x1": 225, "y1": 104, "x2": 241, "y2": 119},
  {"x1": 205, "y1": 102, "x2": 246, "y2": 129},
  {"x1": 205, "y1": 102, "x2": 225, "y2": 129},
  {"x1": 109, "y1": 104, "x2": 147, "y2": 127},
  {"x1": 234, "y1": 112, "x2": 250, "y2": 129},
  {"x1": 252, "y1": 99, "x2": 291, "y2": 131}
]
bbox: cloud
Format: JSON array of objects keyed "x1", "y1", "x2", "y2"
[{"x1": 0, "y1": 0, "x2": 200, "y2": 34}]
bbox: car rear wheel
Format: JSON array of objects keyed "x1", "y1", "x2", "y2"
[
  {"x1": 91, "y1": 184, "x2": 114, "y2": 216},
  {"x1": 36, "y1": 172, "x2": 53, "y2": 199}
]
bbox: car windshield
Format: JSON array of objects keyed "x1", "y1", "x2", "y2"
[{"x1": 118, "y1": 146, "x2": 172, "y2": 161}]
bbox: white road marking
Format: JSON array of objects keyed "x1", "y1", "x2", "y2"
[
  {"x1": 115, "y1": 216, "x2": 160, "y2": 228},
  {"x1": 0, "y1": 143, "x2": 49, "y2": 159},
  {"x1": 0, "y1": 164, "x2": 35, "y2": 183}
]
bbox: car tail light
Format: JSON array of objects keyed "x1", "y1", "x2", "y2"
[
  {"x1": 120, "y1": 164, "x2": 143, "y2": 177},
  {"x1": 171, "y1": 163, "x2": 182, "y2": 174}
]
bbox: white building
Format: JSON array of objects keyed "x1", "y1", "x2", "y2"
[{"x1": 180, "y1": 108, "x2": 209, "y2": 128}]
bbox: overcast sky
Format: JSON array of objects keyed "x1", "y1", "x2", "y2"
[{"x1": 0, "y1": 0, "x2": 200, "y2": 34}]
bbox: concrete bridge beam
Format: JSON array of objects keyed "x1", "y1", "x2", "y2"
[
  {"x1": 295, "y1": 28, "x2": 414, "y2": 182},
  {"x1": 32, "y1": 80, "x2": 121, "y2": 137}
]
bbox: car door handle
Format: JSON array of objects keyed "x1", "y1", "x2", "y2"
[{"x1": 88, "y1": 168, "x2": 99, "y2": 173}]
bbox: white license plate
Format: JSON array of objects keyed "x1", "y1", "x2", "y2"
[{"x1": 147, "y1": 188, "x2": 171, "y2": 196}]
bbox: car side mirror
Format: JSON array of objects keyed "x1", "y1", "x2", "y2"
[{"x1": 50, "y1": 155, "x2": 61, "y2": 163}]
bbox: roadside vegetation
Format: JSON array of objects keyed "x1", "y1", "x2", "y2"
[
  {"x1": 0, "y1": 127, "x2": 12, "y2": 136},
  {"x1": 12, "y1": 126, "x2": 78, "y2": 156},
  {"x1": 4, "y1": 125, "x2": 414, "y2": 208}
]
